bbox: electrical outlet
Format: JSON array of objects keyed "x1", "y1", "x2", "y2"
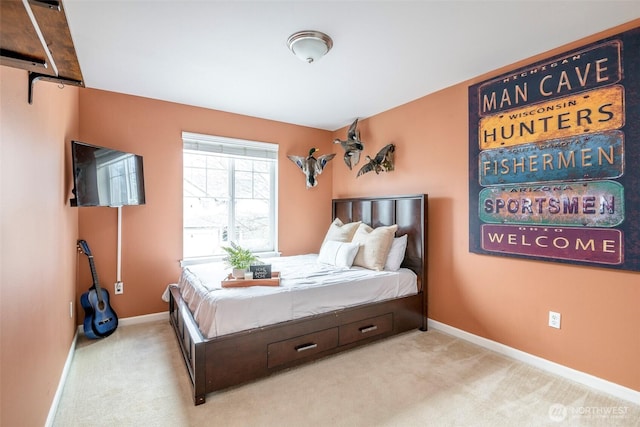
[
  {"x1": 548, "y1": 311, "x2": 561, "y2": 329},
  {"x1": 115, "y1": 281, "x2": 124, "y2": 295}
]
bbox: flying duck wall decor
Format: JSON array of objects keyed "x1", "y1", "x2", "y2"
[
  {"x1": 288, "y1": 148, "x2": 336, "y2": 189},
  {"x1": 333, "y1": 118, "x2": 364, "y2": 170},
  {"x1": 356, "y1": 143, "x2": 395, "y2": 177}
]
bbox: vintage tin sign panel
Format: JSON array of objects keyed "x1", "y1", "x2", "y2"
[
  {"x1": 478, "y1": 85, "x2": 625, "y2": 150},
  {"x1": 469, "y1": 26, "x2": 640, "y2": 272},
  {"x1": 481, "y1": 224, "x2": 623, "y2": 265},
  {"x1": 478, "y1": 130, "x2": 625, "y2": 186},
  {"x1": 479, "y1": 181, "x2": 624, "y2": 227}
]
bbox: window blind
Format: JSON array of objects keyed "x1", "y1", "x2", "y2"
[{"x1": 182, "y1": 131, "x2": 278, "y2": 160}]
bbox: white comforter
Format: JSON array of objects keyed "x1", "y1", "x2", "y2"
[{"x1": 164, "y1": 254, "x2": 417, "y2": 338}]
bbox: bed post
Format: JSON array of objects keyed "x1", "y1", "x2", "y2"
[
  {"x1": 420, "y1": 194, "x2": 428, "y2": 331},
  {"x1": 420, "y1": 284, "x2": 428, "y2": 331}
]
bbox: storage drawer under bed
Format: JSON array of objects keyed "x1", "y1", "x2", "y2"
[
  {"x1": 267, "y1": 328, "x2": 339, "y2": 368},
  {"x1": 338, "y1": 313, "x2": 393, "y2": 346}
]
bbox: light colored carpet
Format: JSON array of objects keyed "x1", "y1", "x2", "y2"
[{"x1": 53, "y1": 320, "x2": 639, "y2": 427}]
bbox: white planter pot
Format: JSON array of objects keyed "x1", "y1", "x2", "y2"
[{"x1": 232, "y1": 268, "x2": 246, "y2": 279}]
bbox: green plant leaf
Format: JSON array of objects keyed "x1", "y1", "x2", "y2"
[{"x1": 221, "y1": 242, "x2": 259, "y2": 269}]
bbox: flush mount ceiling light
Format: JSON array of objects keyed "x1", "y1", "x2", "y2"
[{"x1": 287, "y1": 31, "x2": 333, "y2": 63}]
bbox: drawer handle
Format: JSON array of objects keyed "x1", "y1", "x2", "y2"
[
  {"x1": 295, "y1": 343, "x2": 318, "y2": 352},
  {"x1": 359, "y1": 325, "x2": 378, "y2": 334}
]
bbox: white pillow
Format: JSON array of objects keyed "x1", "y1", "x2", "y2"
[
  {"x1": 317, "y1": 241, "x2": 360, "y2": 268},
  {"x1": 384, "y1": 234, "x2": 408, "y2": 271},
  {"x1": 322, "y1": 218, "x2": 361, "y2": 244},
  {"x1": 352, "y1": 224, "x2": 398, "y2": 271}
]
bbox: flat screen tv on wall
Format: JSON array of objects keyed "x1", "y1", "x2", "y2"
[{"x1": 70, "y1": 141, "x2": 146, "y2": 207}]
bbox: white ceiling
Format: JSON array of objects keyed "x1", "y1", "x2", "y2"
[{"x1": 63, "y1": 1, "x2": 640, "y2": 131}]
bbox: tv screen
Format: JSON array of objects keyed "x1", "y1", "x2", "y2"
[{"x1": 70, "y1": 141, "x2": 146, "y2": 207}]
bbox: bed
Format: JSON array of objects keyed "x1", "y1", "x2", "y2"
[{"x1": 168, "y1": 194, "x2": 428, "y2": 405}]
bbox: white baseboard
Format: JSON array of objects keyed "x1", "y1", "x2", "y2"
[
  {"x1": 428, "y1": 319, "x2": 640, "y2": 405},
  {"x1": 45, "y1": 330, "x2": 78, "y2": 427},
  {"x1": 118, "y1": 311, "x2": 169, "y2": 326}
]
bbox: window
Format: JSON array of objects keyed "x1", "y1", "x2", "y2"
[{"x1": 182, "y1": 132, "x2": 278, "y2": 261}]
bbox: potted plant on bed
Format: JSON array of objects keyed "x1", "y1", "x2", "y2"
[{"x1": 221, "y1": 242, "x2": 259, "y2": 279}]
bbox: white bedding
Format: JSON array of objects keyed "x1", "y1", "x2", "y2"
[{"x1": 164, "y1": 254, "x2": 417, "y2": 338}]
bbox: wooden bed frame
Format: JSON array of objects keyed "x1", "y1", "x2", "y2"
[{"x1": 168, "y1": 194, "x2": 428, "y2": 405}]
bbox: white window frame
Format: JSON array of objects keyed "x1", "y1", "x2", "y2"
[{"x1": 182, "y1": 131, "x2": 279, "y2": 265}]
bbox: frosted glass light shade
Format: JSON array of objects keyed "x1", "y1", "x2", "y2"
[{"x1": 287, "y1": 31, "x2": 333, "y2": 63}]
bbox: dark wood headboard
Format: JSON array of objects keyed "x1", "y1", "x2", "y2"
[{"x1": 332, "y1": 194, "x2": 428, "y2": 290}]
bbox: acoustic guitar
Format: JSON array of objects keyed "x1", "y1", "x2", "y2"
[{"x1": 78, "y1": 240, "x2": 118, "y2": 339}]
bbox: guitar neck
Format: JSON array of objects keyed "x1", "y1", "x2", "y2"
[
  {"x1": 86, "y1": 255, "x2": 104, "y2": 300},
  {"x1": 78, "y1": 240, "x2": 106, "y2": 302}
]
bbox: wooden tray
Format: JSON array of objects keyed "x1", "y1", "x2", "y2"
[{"x1": 221, "y1": 272, "x2": 280, "y2": 288}]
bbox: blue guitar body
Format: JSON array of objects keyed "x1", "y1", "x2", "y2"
[
  {"x1": 78, "y1": 240, "x2": 118, "y2": 339},
  {"x1": 81, "y1": 286, "x2": 118, "y2": 339}
]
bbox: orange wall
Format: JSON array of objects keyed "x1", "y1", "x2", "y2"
[
  {"x1": 1, "y1": 67, "x2": 79, "y2": 426},
  {"x1": 76, "y1": 89, "x2": 335, "y2": 318},
  {"x1": 331, "y1": 19, "x2": 640, "y2": 392}
]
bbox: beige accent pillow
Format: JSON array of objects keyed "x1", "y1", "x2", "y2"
[
  {"x1": 352, "y1": 224, "x2": 398, "y2": 271},
  {"x1": 322, "y1": 218, "x2": 361, "y2": 244}
]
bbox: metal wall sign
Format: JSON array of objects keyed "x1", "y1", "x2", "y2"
[{"x1": 469, "y1": 26, "x2": 640, "y2": 271}]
